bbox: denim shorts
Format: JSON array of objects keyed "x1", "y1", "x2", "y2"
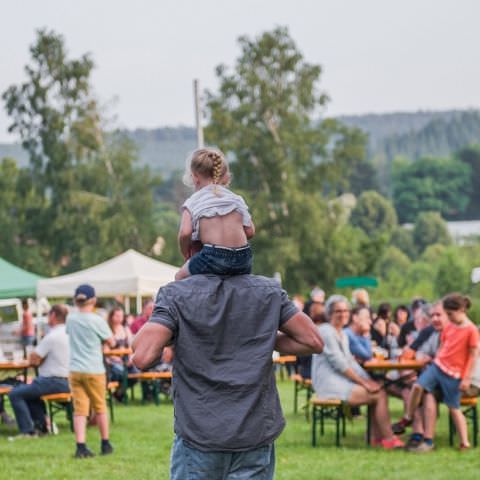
[
  {"x1": 170, "y1": 435, "x2": 275, "y2": 480},
  {"x1": 417, "y1": 363, "x2": 461, "y2": 409},
  {"x1": 188, "y1": 244, "x2": 252, "y2": 276}
]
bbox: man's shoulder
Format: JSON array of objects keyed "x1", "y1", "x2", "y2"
[{"x1": 163, "y1": 274, "x2": 281, "y2": 293}]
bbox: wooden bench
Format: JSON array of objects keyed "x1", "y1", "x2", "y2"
[
  {"x1": 291, "y1": 374, "x2": 313, "y2": 418},
  {"x1": 107, "y1": 381, "x2": 119, "y2": 423},
  {"x1": 41, "y1": 392, "x2": 73, "y2": 433},
  {"x1": 449, "y1": 396, "x2": 478, "y2": 447},
  {"x1": 311, "y1": 397, "x2": 346, "y2": 447},
  {"x1": 127, "y1": 371, "x2": 172, "y2": 405}
]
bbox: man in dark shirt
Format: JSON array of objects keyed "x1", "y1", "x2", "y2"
[{"x1": 133, "y1": 274, "x2": 323, "y2": 479}]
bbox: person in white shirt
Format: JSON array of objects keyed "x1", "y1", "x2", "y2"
[{"x1": 9, "y1": 304, "x2": 70, "y2": 437}]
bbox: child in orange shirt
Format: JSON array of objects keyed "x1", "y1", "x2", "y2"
[{"x1": 393, "y1": 293, "x2": 479, "y2": 450}]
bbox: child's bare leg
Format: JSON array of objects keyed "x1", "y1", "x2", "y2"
[
  {"x1": 423, "y1": 392, "x2": 438, "y2": 439},
  {"x1": 450, "y1": 408, "x2": 469, "y2": 446},
  {"x1": 175, "y1": 262, "x2": 191, "y2": 281},
  {"x1": 96, "y1": 412, "x2": 109, "y2": 440},
  {"x1": 405, "y1": 384, "x2": 424, "y2": 420},
  {"x1": 73, "y1": 415, "x2": 87, "y2": 443}
]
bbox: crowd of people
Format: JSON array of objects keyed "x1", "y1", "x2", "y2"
[
  {"x1": 295, "y1": 287, "x2": 480, "y2": 452},
  {"x1": 1, "y1": 146, "x2": 478, "y2": 478},
  {"x1": 1, "y1": 288, "x2": 173, "y2": 459}
]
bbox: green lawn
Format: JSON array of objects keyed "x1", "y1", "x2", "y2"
[{"x1": 1, "y1": 379, "x2": 479, "y2": 479}]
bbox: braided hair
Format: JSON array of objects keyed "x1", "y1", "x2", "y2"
[{"x1": 183, "y1": 147, "x2": 229, "y2": 195}]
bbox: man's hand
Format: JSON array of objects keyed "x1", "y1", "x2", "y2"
[
  {"x1": 362, "y1": 379, "x2": 381, "y2": 393},
  {"x1": 460, "y1": 378, "x2": 471, "y2": 392}
]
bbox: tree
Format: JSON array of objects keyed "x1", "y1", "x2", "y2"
[
  {"x1": 413, "y1": 211, "x2": 451, "y2": 254},
  {"x1": 390, "y1": 226, "x2": 417, "y2": 259},
  {"x1": 457, "y1": 145, "x2": 480, "y2": 219},
  {"x1": 2, "y1": 30, "x2": 159, "y2": 273},
  {"x1": 205, "y1": 27, "x2": 368, "y2": 290},
  {"x1": 392, "y1": 156, "x2": 471, "y2": 223},
  {"x1": 435, "y1": 249, "x2": 470, "y2": 296},
  {"x1": 350, "y1": 191, "x2": 397, "y2": 236}
]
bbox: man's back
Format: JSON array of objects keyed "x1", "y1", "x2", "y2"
[{"x1": 150, "y1": 274, "x2": 298, "y2": 451}]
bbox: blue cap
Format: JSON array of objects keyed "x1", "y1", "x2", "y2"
[{"x1": 74, "y1": 284, "x2": 96, "y2": 301}]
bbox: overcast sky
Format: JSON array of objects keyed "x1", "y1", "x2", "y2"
[{"x1": 1, "y1": 0, "x2": 479, "y2": 142}]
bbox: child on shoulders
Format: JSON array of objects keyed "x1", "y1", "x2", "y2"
[{"x1": 175, "y1": 147, "x2": 255, "y2": 281}]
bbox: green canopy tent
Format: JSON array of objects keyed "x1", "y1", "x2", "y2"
[
  {"x1": 335, "y1": 276, "x2": 378, "y2": 289},
  {"x1": 0, "y1": 257, "x2": 44, "y2": 299}
]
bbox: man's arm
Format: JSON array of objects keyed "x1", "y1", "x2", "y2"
[
  {"x1": 132, "y1": 323, "x2": 173, "y2": 370},
  {"x1": 276, "y1": 312, "x2": 324, "y2": 354},
  {"x1": 28, "y1": 351, "x2": 44, "y2": 367}
]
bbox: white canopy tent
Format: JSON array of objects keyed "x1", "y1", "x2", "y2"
[{"x1": 36, "y1": 249, "x2": 179, "y2": 313}]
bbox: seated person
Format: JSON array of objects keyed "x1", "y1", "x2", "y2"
[
  {"x1": 8, "y1": 304, "x2": 70, "y2": 436},
  {"x1": 104, "y1": 307, "x2": 139, "y2": 401},
  {"x1": 312, "y1": 295, "x2": 403, "y2": 448},
  {"x1": 344, "y1": 305, "x2": 373, "y2": 363}
]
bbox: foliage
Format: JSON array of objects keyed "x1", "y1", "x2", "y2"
[
  {"x1": 392, "y1": 156, "x2": 471, "y2": 223},
  {"x1": 1, "y1": 30, "x2": 160, "y2": 274},
  {"x1": 457, "y1": 145, "x2": 480, "y2": 219},
  {"x1": 413, "y1": 212, "x2": 451, "y2": 254},
  {"x1": 375, "y1": 246, "x2": 411, "y2": 279},
  {"x1": 390, "y1": 226, "x2": 417, "y2": 259},
  {"x1": 350, "y1": 191, "x2": 397, "y2": 236},
  {"x1": 205, "y1": 26, "x2": 368, "y2": 290},
  {"x1": 434, "y1": 248, "x2": 471, "y2": 297}
]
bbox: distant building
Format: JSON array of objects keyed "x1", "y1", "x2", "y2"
[{"x1": 403, "y1": 220, "x2": 480, "y2": 245}]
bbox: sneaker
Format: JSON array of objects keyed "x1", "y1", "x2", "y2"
[
  {"x1": 101, "y1": 441, "x2": 114, "y2": 455},
  {"x1": 391, "y1": 417, "x2": 413, "y2": 435},
  {"x1": 380, "y1": 436, "x2": 405, "y2": 449},
  {"x1": 405, "y1": 435, "x2": 423, "y2": 449},
  {"x1": 74, "y1": 447, "x2": 95, "y2": 459},
  {"x1": 407, "y1": 441, "x2": 434, "y2": 453}
]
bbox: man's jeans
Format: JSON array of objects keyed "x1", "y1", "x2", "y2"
[
  {"x1": 9, "y1": 376, "x2": 70, "y2": 433},
  {"x1": 170, "y1": 435, "x2": 275, "y2": 480}
]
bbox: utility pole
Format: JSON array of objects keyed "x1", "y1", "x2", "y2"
[{"x1": 193, "y1": 79, "x2": 204, "y2": 148}]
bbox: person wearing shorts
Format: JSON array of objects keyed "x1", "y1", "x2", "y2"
[
  {"x1": 67, "y1": 284, "x2": 115, "y2": 458},
  {"x1": 393, "y1": 293, "x2": 479, "y2": 450}
]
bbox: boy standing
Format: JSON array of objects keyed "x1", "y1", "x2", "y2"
[{"x1": 67, "y1": 284, "x2": 115, "y2": 458}]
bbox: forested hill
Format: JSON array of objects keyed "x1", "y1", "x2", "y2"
[
  {"x1": 339, "y1": 109, "x2": 480, "y2": 160},
  {"x1": 2, "y1": 109, "x2": 480, "y2": 177}
]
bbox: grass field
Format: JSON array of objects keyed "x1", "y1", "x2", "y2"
[{"x1": 1, "y1": 379, "x2": 479, "y2": 479}]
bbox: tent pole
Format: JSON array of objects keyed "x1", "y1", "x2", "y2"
[{"x1": 136, "y1": 294, "x2": 141, "y2": 315}]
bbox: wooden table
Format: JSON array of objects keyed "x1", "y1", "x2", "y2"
[
  {"x1": 273, "y1": 355, "x2": 297, "y2": 365},
  {"x1": 104, "y1": 348, "x2": 133, "y2": 404},
  {"x1": 363, "y1": 359, "x2": 425, "y2": 371},
  {"x1": 0, "y1": 361, "x2": 30, "y2": 383}
]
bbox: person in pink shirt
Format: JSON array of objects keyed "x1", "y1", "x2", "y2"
[
  {"x1": 129, "y1": 300, "x2": 154, "y2": 335},
  {"x1": 393, "y1": 293, "x2": 479, "y2": 450}
]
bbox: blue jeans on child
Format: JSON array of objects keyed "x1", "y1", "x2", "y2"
[
  {"x1": 417, "y1": 363, "x2": 461, "y2": 408},
  {"x1": 170, "y1": 435, "x2": 275, "y2": 480},
  {"x1": 9, "y1": 376, "x2": 70, "y2": 433},
  {"x1": 188, "y1": 244, "x2": 252, "y2": 276}
]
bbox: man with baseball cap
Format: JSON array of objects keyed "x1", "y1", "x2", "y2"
[{"x1": 66, "y1": 284, "x2": 115, "y2": 458}]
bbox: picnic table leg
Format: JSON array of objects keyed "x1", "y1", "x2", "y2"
[
  {"x1": 336, "y1": 407, "x2": 340, "y2": 447},
  {"x1": 366, "y1": 405, "x2": 372, "y2": 446},
  {"x1": 312, "y1": 405, "x2": 317, "y2": 447}
]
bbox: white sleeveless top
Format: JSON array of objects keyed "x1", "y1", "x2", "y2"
[{"x1": 182, "y1": 185, "x2": 252, "y2": 241}]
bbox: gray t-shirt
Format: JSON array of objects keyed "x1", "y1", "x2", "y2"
[
  {"x1": 149, "y1": 274, "x2": 298, "y2": 452},
  {"x1": 66, "y1": 312, "x2": 112, "y2": 374}
]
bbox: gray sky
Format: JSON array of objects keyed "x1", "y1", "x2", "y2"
[{"x1": 1, "y1": 0, "x2": 479, "y2": 142}]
